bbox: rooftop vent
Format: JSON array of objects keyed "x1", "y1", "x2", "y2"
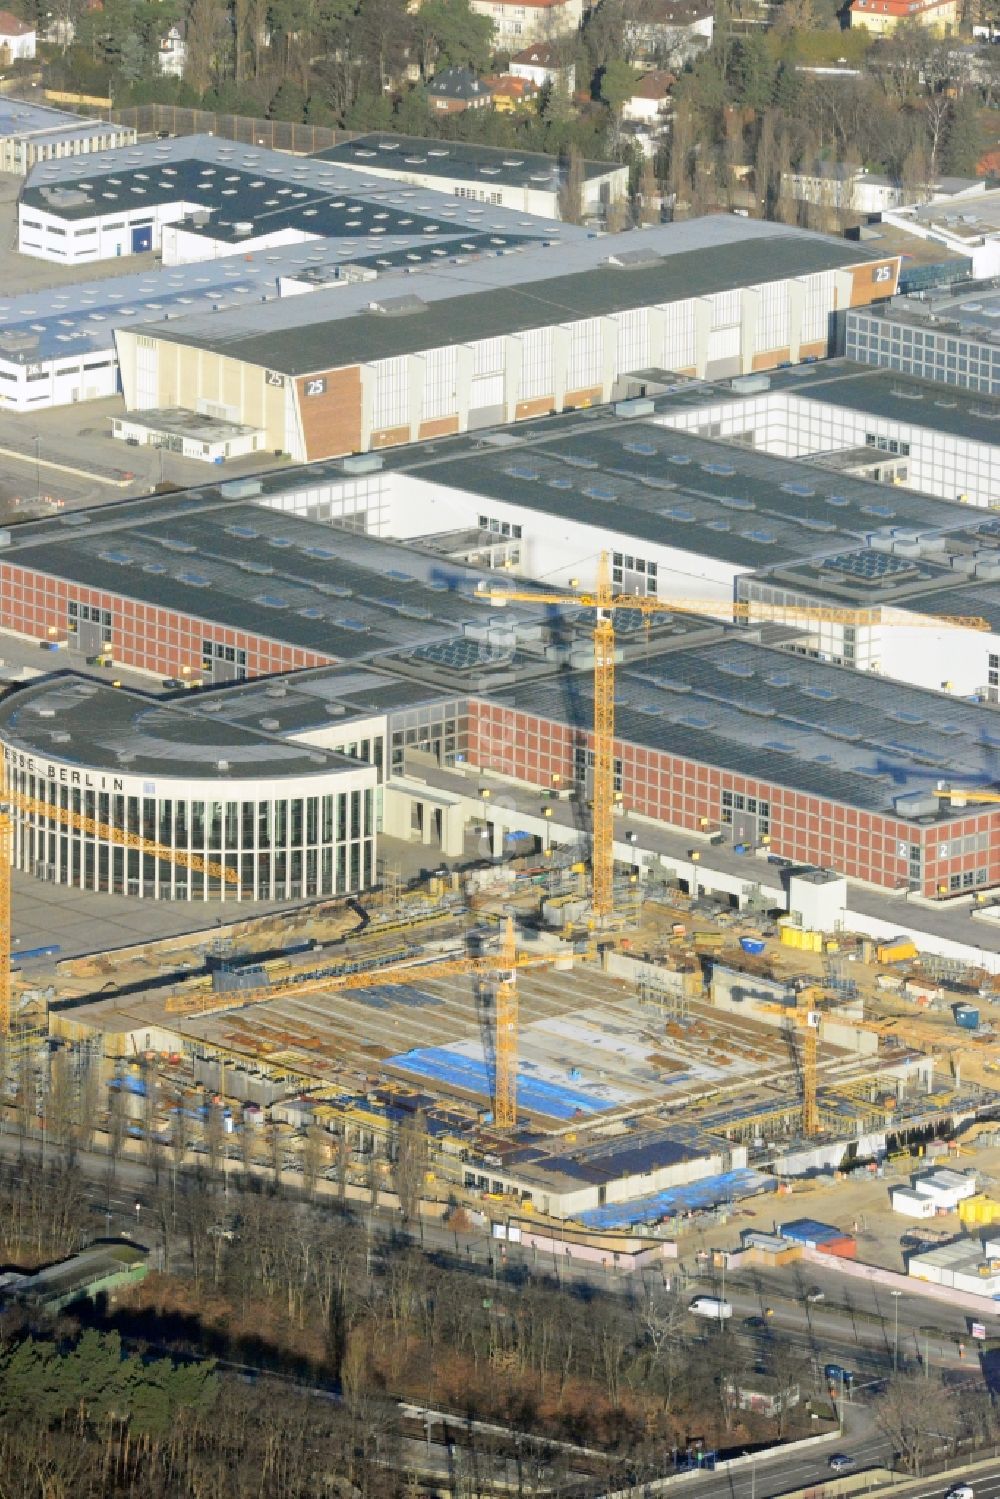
[
  {"x1": 366, "y1": 293, "x2": 426, "y2": 316},
  {"x1": 0, "y1": 330, "x2": 38, "y2": 354},
  {"x1": 603, "y1": 247, "x2": 662, "y2": 270}
]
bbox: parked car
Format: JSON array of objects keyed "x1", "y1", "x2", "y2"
[
  {"x1": 824, "y1": 1364, "x2": 853, "y2": 1384},
  {"x1": 945, "y1": 1487, "x2": 973, "y2": 1499},
  {"x1": 805, "y1": 1287, "x2": 825, "y2": 1302},
  {"x1": 828, "y1": 1455, "x2": 854, "y2": 1473},
  {"x1": 688, "y1": 1296, "x2": 733, "y2": 1320}
]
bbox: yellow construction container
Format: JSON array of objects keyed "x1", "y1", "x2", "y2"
[
  {"x1": 959, "y1": 1194, "x2": 1000, "y2": 1227},
  {"x1": 779, "y1": 924, "x2": 823, "y2": 953},
  {"x1": 693, "y1": 930, "x2": 725, "y2": 951},
  {"x1": 876, "y1": 939, "x2": 918, "y2": 964}
]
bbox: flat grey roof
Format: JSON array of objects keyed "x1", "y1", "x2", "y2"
[
  {"x1": 0, "y1": 673, "x2": 360, "y2": 780},
  {"x1": 386, "y1": 403, "x2": 975, "y2": 570},
  {"x1": 496, "y1": 635, "x2": 1000, "y2": 815},
  {"x1": 892, "y1": 190, "x2": 1000, "y2": 239},
  {"x1": 124, "y1": 218, "x2": 877, "y2": 376},
  {"x1": 2, "y1": 495, "x2": 552, "y2": 665},
  {"x1": 0, "y1": 228, "x2": 545, "y2": 368},
  {"x1": 192, "y1": 663, "x2": 457, "y2": 737},
  {"x1": 848, "y1": 221, "x2": 972, "y2": 275},
  {"x1": 764, "y1": 360, "x2": 1000, "y2": 447},
  {"x1": 312, "y1": 132, "x2": 622, "y2": 189},
  {"x1": 0, "y1": 98, "x2": 129, "y2": 141},
  {"x1": 851, "y1": 284, "x2": 1000, "y2": 344},
  {"x1": 20, "y1": 136, "x2": 555, "y2": 251},
  {"x1": 747, "y1": 521, "x2": 1000, "y2": 626},
  {"x1": 118, "y1": 407, "x2": 259, "y2": 440}
]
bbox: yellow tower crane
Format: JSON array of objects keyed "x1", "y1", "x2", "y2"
[
  {"x1": 480, "y1": 557, "x2": 989, "y2": 922},
  {"x1": 935, "y1": 787, "x2": 1000, "y2": 807},
  {"x1": 165, "y1": 916, "x2": 583, "y2": 1132},
  {"x1": 747, "y1": 998, "x2": 822, "y2": 1136},
  {"x1": 0, "y1": 756, "x2": 238, "y2": 1037}
]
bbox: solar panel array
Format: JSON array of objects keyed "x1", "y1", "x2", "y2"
[
  {"x1": 500, "y1": 636, "x2": 1000, "y2": 810},
  {"x1": 820, "y1": 549, "x2": 923, "y2": 581}
]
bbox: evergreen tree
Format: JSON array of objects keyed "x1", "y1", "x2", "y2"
[
  {"x1": 267, "y1": 77, "x2": 307, "y2": 119},
  {"x1": 943, "y1": 93, "x2": 984, "y2": 175},
  {"x1": 412, "y1": 0, "x2": 493, "y2": 78},
  {"x1": 732, "y1": 32, "x2": 775, "y2": 111},
  {"x1": 773, "y1": 62, "x2": 801, "y2": 113},
  {"x1": 599, "y1": 57, "x2": 636, "y2": 113}
]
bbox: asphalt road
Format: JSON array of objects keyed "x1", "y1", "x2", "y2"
[
  {"x1": 652, "y1": 1424, "x2": 893, "y2": 1499},
  {"x1": 715, "y1": 1261, "x2": 990, "y2": 1369},
  {"x1": 1, "y1": 1127, "x2": 990, "y2": 1394},
  {"x1": 900, "y1": 1465, "x2": 1000, "y2": 1499}
]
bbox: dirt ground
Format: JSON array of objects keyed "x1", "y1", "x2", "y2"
[{"x1": 692, "y1": 1139, "x2": 1000, "y2": 1270}]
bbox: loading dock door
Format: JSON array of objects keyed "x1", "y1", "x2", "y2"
[
  {"x1": 730, "y1": 810, "x2": 757, "y2": 847},
  {"x1": 74, "y1": 618, "x2": 105, "y2": 657},
  {"x1": 131, "y1": 225, "x2": 153, "y2": 254}
]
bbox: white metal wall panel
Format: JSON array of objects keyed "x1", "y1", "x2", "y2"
[
  {"x1": 520, "y1": 326, "x2": 553, "y2": 399},
  {"x1": 616, "y1": 308, "x2": 649, "y2": 372},
  {"x1": 373, "y1": 356, "x2": 408, "y2": 430},
  {"x1": 711, "y1": 289, "x2": 740, "y2": 330},
  {"x1": 135, "y1": 339, "x2": 158, "y2": 409},
  {"x1": 568, "y1": 318, "x2": 602, "y2": 389},
  {"x1": 473, "y1": 337, "x2": 503, "y2": 376},
  {"x1": 802, "y1": 271, "x2": 834, "y2": 344},
  {"x1": 470, "y1": 373, "x2": 504, "y2": 408},
  {"x1": 661, "y1": 301, "x2": 695, "y2": 369},
  {"x1": 707, "y1": 326, "x2": 740, "y2": 363},
  {"x1": 755, "y1": 280, "x2": 789, "y2": 351},
  {"x1": 422, "y1": 346, "x2": 457, "y2": 420}
]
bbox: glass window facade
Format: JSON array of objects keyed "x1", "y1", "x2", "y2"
[
  {"x1": 5, "y1": 758, "x2": 376, "y2": 903},
  {"x1": 847, "y1": 310, "x2": 1000, "y2": 397}
]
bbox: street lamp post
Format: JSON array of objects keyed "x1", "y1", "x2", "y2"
[{"x1": 891, "y1": 1290, "x2": 902, "y2": 1372}]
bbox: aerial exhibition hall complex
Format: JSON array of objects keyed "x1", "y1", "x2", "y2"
[{"x1": 3, "y1": 123, "x2": 1000, "y2": 1281}]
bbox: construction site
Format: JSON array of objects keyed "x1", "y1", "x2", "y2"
[
  {"x1": 1, "y1": 838, "x2": 991, "y2": 1234},
  {"x1": 1, "y1": 397, "x2": 1000, "y2": 1240}
]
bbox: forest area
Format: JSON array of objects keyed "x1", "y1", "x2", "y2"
[
  {"x1": 5, "y1": 0, "x2": 1000, "y2": 216},
  {"x1": 1, "y1": 1149, "x2": 999, "y2": 1497}
]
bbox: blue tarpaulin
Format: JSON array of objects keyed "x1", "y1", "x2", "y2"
[
  {"x1": 574, "y1": 1168, "x2": 778, "y2": 1231},
  {"x1": 387, "y1": 1046, "x2": 608, "y2": 1120}
]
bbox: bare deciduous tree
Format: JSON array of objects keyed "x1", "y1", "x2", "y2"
[{"x1": 874, "y1": 1375, "x2": 959, "y2": 1475}]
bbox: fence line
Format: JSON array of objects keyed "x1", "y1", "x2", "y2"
[{"x1": 29, "y1": 96, "x2": 357, "y2": 154}]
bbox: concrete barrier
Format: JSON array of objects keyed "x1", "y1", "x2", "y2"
[
  {"x1": 774, "y1": 1448, "x2": 1000, "y2": 1499},
  {"x1": 800, "y1": 1245, "x2": 1000, "y2": 1316},
  {"x1": 597, "y1": 1428, "x2": 841, "y2": 1499},
  {"x1": 773, "y1": 1468, "x2": 896, "y2": 1499}
]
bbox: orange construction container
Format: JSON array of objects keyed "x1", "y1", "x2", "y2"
[{"x1": 817, "y1": 1235, "x2": 857, "y2": 1259}]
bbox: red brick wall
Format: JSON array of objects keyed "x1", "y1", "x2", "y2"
[
  {"x1": 0, "y1": 563, "x2": 333, "y2": 680},
  {"x1": 465, "y1": 699, "x2": 1000, "y2": 897}
]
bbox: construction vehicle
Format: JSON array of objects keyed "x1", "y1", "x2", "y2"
[{"x1": 480, "y1": 556, "x2": 985, "y2": 924}]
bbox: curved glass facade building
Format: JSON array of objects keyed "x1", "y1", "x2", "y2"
[{"x1": 0, "y1": 678, "x2": 377, "y2": 901}]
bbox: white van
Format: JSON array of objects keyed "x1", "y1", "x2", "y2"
[{"x1": 688, "y1": 1295, "x2": 733, "y2": 1320}]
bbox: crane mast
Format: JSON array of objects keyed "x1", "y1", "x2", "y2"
[{"x1": 592, "y1": 553, "x2": 616, "y2": 922}]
